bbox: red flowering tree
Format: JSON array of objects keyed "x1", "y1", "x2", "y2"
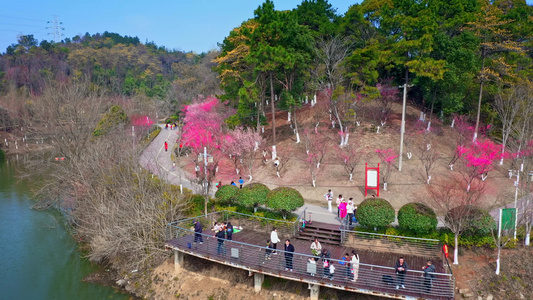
[
  {"x1": 456, "y1": 139, "x2": 502, "y2": 191},
  {"x1": 375, "y1": 148, "x2": 399, "y2": 191}
]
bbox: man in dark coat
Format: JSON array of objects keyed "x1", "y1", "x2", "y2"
[
  {"x1": 284, "y1": 239, "x2": 295, "y2": 271},
  {"x1": 395, "y1": 257, "x2": 408, "y2": 289},
  {"x1": 215, "y1": 227, "x2": 226, "y2": 255},
  {"x1": 193, "y1": 220, "x2": 203, "y2": 244},
  {"x1": 422, "y1": 260, "x2": 436, "y2": 293}
]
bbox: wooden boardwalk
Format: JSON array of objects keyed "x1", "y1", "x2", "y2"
[{"x1": 166, "y1": 220, "x2": 454, "y2": 299}]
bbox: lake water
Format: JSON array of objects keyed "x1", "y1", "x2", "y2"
[{"x1": 0, "y1": 158, "x2": 131, "y2": 300}]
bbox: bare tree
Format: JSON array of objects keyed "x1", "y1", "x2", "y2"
[
  {"x1": 415, "y1": 133, "x2": 439, "y2": 184},
  {"x1": 312, "y1": 35, "x2": 352, "y2": 147},
  {"x1": 23, "y1": 80, "x2": 187, "y2": 275},
  {"x1": 426, "y1": 174, "x2": 487, "y2": 264},
  {"x1": 493, "y1": 83, "x2": 523, "y2": 165}
]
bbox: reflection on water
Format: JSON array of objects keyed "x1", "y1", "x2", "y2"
[{"x1": 0, "y1": 158, "x2": 131, "y2": 300}]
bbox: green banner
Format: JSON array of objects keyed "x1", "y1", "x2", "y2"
[{"x1": 501, "y1": 208, "x2": 516, "y2": 231}]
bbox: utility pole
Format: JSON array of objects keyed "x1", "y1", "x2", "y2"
[
  {"x1": 47, "y1": 16, "x2": 64, "y2": 43},
  {"x1": 398, "y1": 83, "x2": 413, "y2": 172}
]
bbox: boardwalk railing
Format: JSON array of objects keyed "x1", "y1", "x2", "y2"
[
  {"x1": 340, "y1": 220, "x2": 443, "y2": 260},
  {"x1": 166, "y1": 211, "x2": 455, "y2": 299},
  {"x1": 166, "y1": 209, "x2": 307, "y2": 241}
]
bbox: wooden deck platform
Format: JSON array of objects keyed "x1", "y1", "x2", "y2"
[{"x1": 166, "y1": 220, "x2": 454, "y2": 299}]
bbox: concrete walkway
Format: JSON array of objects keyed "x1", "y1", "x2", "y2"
[{"x1": 139, "y1": 125, "x2": 214, "y2": 196}]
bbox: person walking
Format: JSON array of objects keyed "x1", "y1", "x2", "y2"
[
  {"x1": 339, "y1": 199, "x2": 347, "y2": 222},
  {"x1": 350, "y1": 250, "x2": 360, "y2": 282},
  {"x1": 324, "y1": 189, "x2": 333, "y2": 212},
  {"x1": 422, "y1": 260, "x2": 436, "y2": 294},
  {"x1": 164, "y1": 141, "x2": 168, "y2": 152},
  {"x1": 336, "y1": 194, "x2": 344, "y2": 217},
  {"x1": 284, "y1": 239, "x2": 295, "y2": 272},
  {"x1": 395, "y1": 257, "x2": 408, "y2": 289},
  {"x1": 270, "y1": 228, "x2": 281, "y2": 254},
  {"x1": 347, "y1": 198, "x2": 355, "y2": 226},
  {"x1": 238, "y1": 176, "x2": 244, "y2": 189},
  {"x1": 193, "y1": 220, "x2": 203, "y2": 244},
  {"x1": 264, "y1": 240, "x2": 274, "y2": 261},
  {"x1": 215, "y1": 227, "x2": 226, "y2": 255}
]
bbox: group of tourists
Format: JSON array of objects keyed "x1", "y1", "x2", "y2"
[
  {"x1": 192, "y1": 220, "x2": 235, "y2": 255},
  {"x1": 164, "y1": 123, "x2": 178, "y2": 130},
  {"x1": 192, "y1": 222, "x2": 436, "y2": 294},
  {"x1": 308, "y1": 238, "x2": 360, "y2": 281},
  {"x1": 324, "y1": 190, "x2": 357, "y2": 226},
  {"x1": 266, "y1": 229, "x2": 361, "y2": 281}
]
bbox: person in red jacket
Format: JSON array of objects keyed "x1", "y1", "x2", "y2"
[{"x1": 164, "y1": 141, "x2": 168, "y2": 152}]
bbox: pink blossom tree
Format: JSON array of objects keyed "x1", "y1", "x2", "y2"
[
  {"x1": 303, "y1": 152, "x2": 325, "y2": 187},
  {"x1": 376, "y1": 79, "x2": 400, "y2": 124},
  {"x1": 375, "y1": 148, "x2": 399, "y2": 191},
  {"x1": 181, "y1": 96, "x2": 234, "y2": 215},
  {"x1": 303, "y1": 130, "x2": 329, "y2": 169},
  {"x1": 448, "y1": 115, "x2": 476, "y2": 170},
  {"x1": 456, "y1": 138, "x2": 502, "y2": 191},
  {"x1": 223, "y1": 127, "x2": 264, "y2": 181},
  {"x1": 335, "y1": 139, "x2": 367, "y2": 181}
]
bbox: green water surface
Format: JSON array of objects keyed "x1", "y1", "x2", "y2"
[{"x1": 0, "y1": 159, "x2": 132, "y2": 300}]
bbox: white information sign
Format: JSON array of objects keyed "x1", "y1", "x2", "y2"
[{"x1": 367, "y1": 170, "x2": 378, "y2": 187}]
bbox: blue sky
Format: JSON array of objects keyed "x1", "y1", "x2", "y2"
[
  {"x1": 1, "y1": 0, "x2": 532, "y2": 54},
  {"x1": 0, "y1": 0, "x2": 357, "y2": 54}
]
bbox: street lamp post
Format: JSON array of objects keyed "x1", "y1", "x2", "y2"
[
  {"x1": 510, "y1": 163, "x2": 523, "y2": 240},
  {"x1": 526, "y1": 171, "x2": 533, "y2": 246},
  {"x1": 398, "y1": 83, "x2": 412, "y2": 172},
  {"x1": 202, "y1": 147, "x2": 213, "y2": 216}
]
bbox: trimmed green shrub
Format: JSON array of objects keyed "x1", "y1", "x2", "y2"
[
  {"x1": 356, "y1": 197, "x2": 395, "y2": 229},
  {"x1": 0, "y1": 149, "x2": 5, "y2": 161},
  {"x1": 397, "y1": 202, "x2": 438, "y2": 234},
  {"x1": 266, "y1": 187, "x2": 304, "y2": 218},
  {"x1": 236, "y1": 183, "x2": 270, "y2": 210},
  {"x1": 215, "y1": 185, "x2": 240, "y2": 204}
]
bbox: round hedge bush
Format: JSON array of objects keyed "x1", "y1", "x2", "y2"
[
  {"x1": 0, "y1": 149, "x2": 5, "y2": 162},
  {"x1": 266, "y1": 187, "x2": 304, "y2": 217},
  {"x1": 356, "y1": 197, "x2": 395, "y2": 229},
  {"x1": 397, "y1": 202, "x2": 437, "y2": 234},
  {"x1": 236, "y1": 183, "x2": 270, "y2": 209},
  {"x1": 214, "y1": 185, "x2": 240, "y2": 204},
  {"x1": 446, "y1": 206, "x2": 496, "y2": 235}
]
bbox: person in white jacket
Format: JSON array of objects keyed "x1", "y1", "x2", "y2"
[
  {"x1": 351, "y1": 250, "x2": 360, "y2": 282},
  {"x1": 346, "y1": 198, "x2": 355, "y2": 226},
  {"x1": 270, "y1": 228, "x2": 281, "y2": 254}
]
